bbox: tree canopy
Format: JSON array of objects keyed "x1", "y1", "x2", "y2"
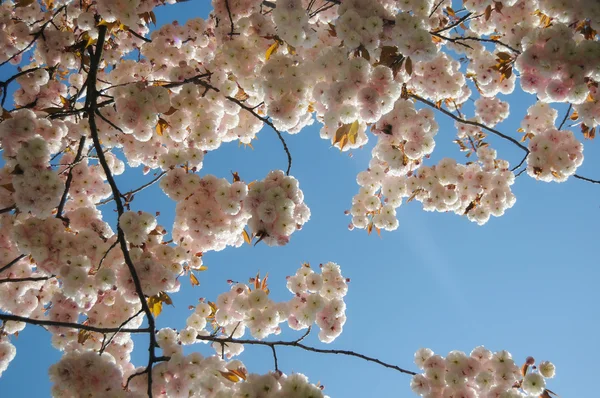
[{"x1": 0, "y1": 0, "x2": 598, "y2": 397}]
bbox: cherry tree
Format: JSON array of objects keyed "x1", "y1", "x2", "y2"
[{"x1": 0, "y1": 0, "x2": 598, "y2": 396}]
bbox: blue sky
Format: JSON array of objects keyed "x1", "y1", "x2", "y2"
[{"x1": 1, "y1": 2, "x2": 599, "y2": 397}]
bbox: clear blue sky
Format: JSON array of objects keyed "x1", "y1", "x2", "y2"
[{"x1": 1, "y1": 2, "x2": 599, "y2": 397}]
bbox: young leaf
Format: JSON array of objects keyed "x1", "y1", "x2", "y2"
[
  {"x1": 190, "y1": 272, "x2": 200, "y2": 286},
  {"x1": 147, "y1": 295, "x2": 163, "y2": 317},
  {"x1": 405, "y1": 57, "x2": 413, "y2": 76},
  {"x1": 265, "y1": 41, "x2": 279, "y2": 61},
  {"x1": 219, "y1": 370, "x2": 241, "y2": 383},
  {"x1": 484, "y1": 4, "x2": 493, "y2": 21},
  {"x1": 347, "y1": 120, "x2": 360, "y2": 145},
  {"x1": 242, "y1": 229, "x2": 252, "y2": 244},
  {"x1": 156, "y1": 118, "x2": 169, "y2": 136},
  {"x1": 77, "y1": 329, "x2": 91, "y2": 344}
]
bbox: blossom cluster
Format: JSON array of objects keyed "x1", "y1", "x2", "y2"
[
  {"x1": 12, "y1": 137, "x2": 64, "y2": 217},
  {"x1": 527, "y1": 129, "x2": 584, "y2": 182},
  {"x1": 335, "y1": 2, "x2": 386, "y2": 52},
  {"x1": 0, "y1": 0, "x2": 588, "y2": 394},
  {"x1": 286, "y1": 262, "x2": 348, "y2": 343},
  {"x1": 515, "y1": 23, "x2": 600, "y2": 103},
  {"x1": 351, "y1": 149, "x2": 516, "y2": 228},
  {"x1": 48, "y1": 350, "x2": 124, "y2": 397},
  {"x1": 127, "y1": 353, "x2": 328, "y2": 398},
  {"x1": 465, "y1": 49, "x2": 517, "y2": 98},
  {"x1": 574, "y1": 86, "x2": 600, "y2": 128},
  {"x1": 313, "y1": 50, "x2": 404, "y2": 150},
  {"x1": 244, "y1": 170, "x2": 310, "y2": 246},
  {"x1": 521, "y1": 103, "x2": 584, "y2": 182},
  {"x1": 410, "y1": 347, "x2": 555, "y2": 397},
  {"x1": 371, "y1": 98, "x2": 438, "y2": 175},
  {"x1": 392, "y1": 13, "x2": 438, "y2": 63},
  {"x1": 164, "y1": 171, "x2": 251, "y2": 253},
  {"x1": 409, "y1": 53, "x2": 470, "y2": 103},
  {"x1": 0, "y1": 338, "x2": 16, "y2": 378},
  {"x1": 164, "y1": 262, "x2": 347, "y2": 361},
  {"x1": 474, "y1": 97, "x2": 509, "y2": 127}
]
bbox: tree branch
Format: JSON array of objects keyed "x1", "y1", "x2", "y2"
[
  {"x1": 99, "y1": 309, "x2": 144, "y2": 355},
  {"x1": 96, "y1": 171, "x2": 167, "y2": 206},
  {"x1": 410, "y1": 94, "x2": 529, "y2": 154},
  {"x1": 196, "y1": 80, "x2": 293, "y2": 175},
  {"x1": 86, "y1": 25, "x2": 158, "y2": 398},
  {"x1": 432, "y1": 12, "x2": 473, "y2": 34},
  {"x1": 0, "y1": 6, "x2": 67, "y2": 68},
  {"x1": 433, "y1": 34, "x2": 521, "y2": 54},
  {"x1": 0, "y1": 313, "x2": 149, "y2": 334},
  {"x1": 0, "y1": 205, "x2": 16, "y2": 214},
  {"x1": 0, "y1": 254, "x2": 26, "y2": 275},
  {"x1": 197, "y1": 333, "x2": 417, "y2": 376},
  {"x1": 127, "y1": 28, "x2": 152, "y2": 43},
  {"x1": 574, "y1": 174, "x2": 600, "y2": 184},
  {"x1": 55, "y1": 136, "x2": 86, "y2": 222},
  {"x1": 224, "y1": 0, "x2": 238, "y2": 36},
  {"x1": 558, "y1": 104, "x2": 572, "y2": 130},
  {"x1": 0, "y1": 275, "x2": 54, "y2": 284}
]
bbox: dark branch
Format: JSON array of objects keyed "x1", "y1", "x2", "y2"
[
  {"x1": 429, "y1": 0, "x2": 445, "y2": 18},
  {"x1": 127, "y1": 28, "x2": 152, "y2": 43},
  {"x1": 96, "y1": 171, "x2": 167, "y2": 206},
  {"x1": 99, "y1": 309, "x2": 144, "y2": 355},
  {"x1": 558, "y1": 104, "x2": 572, "y2": 130},
  {"x1": 196, "y1": 332, "x2": 417, "y2": 376},
  {"x1": 55, "y1": 136, "x2": 87, "y2": 221},
  {"x1": 0, "y1": 313, "x2": 149, "y2": 334},
  {"x1": 270, "y1": 345, "x2": 279, "y2": 372},
  {"x1": 196, "y1": 80, "x2": 293, "y2": 175},
  {"x1": 96, "y1": 240, "x2": 119, "y2": 272},
  {"x1": 0, "y1": 254, "x2": 26, "y2": 275},
  {"x1": 0, "y1": 6, "x2": 67, "y2": 68},
  {"x1": 410, "y1": 94, "x2": 529, "y2": 154},
  {"x1": 433, "y1": 34, "x2": 521, "y2": 54},
  {"x1": 574, "y1": 174, "x2": 600, "y2": 184},
  {"x1": 0, "y1": 275, "x2": 54, "y2": 284},
  {"x1": 224, "y1": 0, "x2": 238, "y2": 36},
  {"x1": 432, "y1": 12, "x2": 473, "y2": 34},
  {"x1": 0, "y1": 205, "x2": 16, "y2": 214},
  {"x1": 511, "y1": 154, "x2": 528, "y2": 173},
  {"x1": 95, "y1": 109, "x2": 124, "y2": 133},
  {"x1": 87, "y1": 25, "x2": 158, "y2": 398}
]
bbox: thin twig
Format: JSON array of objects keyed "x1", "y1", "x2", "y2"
[
  {"x1": 96, "y1": 171, "x2": 167, "y2": 206},
  {"x1": 97, "y1": 240, "x2": 119, "y2": 271},
  {"x1": 197, "y1": 80, "x2": 293, "y2": 175},
  {"x1": 574, "y1": 175, "x2": 600, "y2": 184},
  {"x1": 429, "y1": 0, "x2": 445, "y2": 18},
  {"x1": 55, "y1": 136, "x2": 86, "y2": 221},
  {"x1": 96, "y1": 110, "x2": 124, "y2": 133},
  {"x1": 99, "y1": 309, "x2": 144, "y2": 355},
  {"x1": 127, "y1": 28, "x2": 152, "y2": 43},
  {"x1": 0, "y1": 205, "x2": 16, "y2": 214},
  {"x1": 432, "y1": 12, "x2": 473, "y2": 34},
  {"x1": 0, "y1": 6, "x2": 67, "y2": 68},
  {"x1": 0, "y1": 254, "x2": 26, "y2": 275},
  {"x1": 224, "y1": 0, "x2": 238, "y2": 36},
  {"x1": 433, "y1": 33, "x2": 521, "y2": 54},
  {"x1": 558, "y1": 104, "x2": 572, "y2": 130},
  {"x1": 511, "y1": 154, "x2": 528, "y2": 172},
  {"x1": 271, "y1": 345, "x2": 279, "y2": 372}
]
